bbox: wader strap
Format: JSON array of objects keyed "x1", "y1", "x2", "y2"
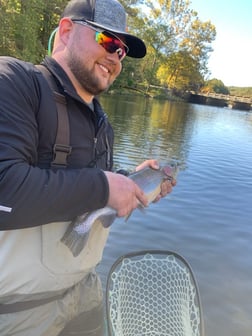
[
  {"x1": 0, "y1": 291, "x2": 65, "y2": 314},
  {"x1": 36, "y1": 65, "x2": 72, "y2": 168}
]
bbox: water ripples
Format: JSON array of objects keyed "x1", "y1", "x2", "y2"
[{"x1": 99, "y1": 95, "x2": 252, "y2": 336}]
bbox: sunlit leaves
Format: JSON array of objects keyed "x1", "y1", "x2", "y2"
[
  {"x1": 157, "y1": 50, "x2": 204, "y2": 91},
  {"x1": 0, "y1": 0, "x2": 216, "y2": 92},
  {"x1": 202, "y1": 79, "x2": 229, "y2": 94},
  {"x1": 131, "y1": 0, "x2": 216, "y2": 91}
]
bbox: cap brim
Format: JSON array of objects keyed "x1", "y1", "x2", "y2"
[{"x1": 85, "y1": 20, "x2": 146, "y2": 58}]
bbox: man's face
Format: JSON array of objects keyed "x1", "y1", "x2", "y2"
[{"x1": 66, "y1": 23, "x2": 123, "y2": 96}]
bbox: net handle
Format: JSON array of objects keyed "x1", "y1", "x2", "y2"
[{"x1": 105, "y1": 249, "x2": 205, "y2": 336}]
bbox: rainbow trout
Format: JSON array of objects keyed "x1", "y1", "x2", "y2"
[{"x1": 61, "y1": 163, "x2": 178, "y2": 257}]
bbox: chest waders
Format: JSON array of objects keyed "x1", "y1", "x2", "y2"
[{"x1": 0, "y1": 66, "x2": 74, "y2": 315}]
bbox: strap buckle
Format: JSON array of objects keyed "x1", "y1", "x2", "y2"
[{"x1": 51, "y1": 144, "x2": 72, "y2": 168}]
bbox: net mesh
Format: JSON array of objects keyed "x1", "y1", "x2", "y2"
[{"x1": 106, "y1": 251, "x2": 203, "y2": 336}]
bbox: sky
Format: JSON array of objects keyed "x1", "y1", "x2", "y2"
[{"x1": 190, "y1": 0, "x2": 252, "y2": 87}]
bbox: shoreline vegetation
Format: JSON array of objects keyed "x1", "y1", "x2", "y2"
[
  {"x1": 104, "y1": 86, "x2": 252, "y2": 111},
  {"x1": 1, "y1": 1, "x2": 251, "y2": 102},
  {"x1": 107, "y1": 85, "x2": 252, "y2": 100}
]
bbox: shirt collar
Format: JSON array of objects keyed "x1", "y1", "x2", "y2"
[{"x1": 41, "y1": 56, "x2": 83, "y2": 103}]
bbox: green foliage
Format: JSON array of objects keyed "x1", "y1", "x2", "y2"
[
  {"x1": 202, "y1": 78, "x2": 230, "y2": 95},
  {"x1": 228, "y1": 87, "x2": 252, "y2": 98},
  {"x1": 2, "y1": 0, "x2": 246, "y2": 96},
  {"x1": 157, "y1": 51, "x2": 204, "y2": 91},
  {"x1": 130, "y1": 0, "x2": 216, "y2": 92},
  {"x1": 0, "y1": 0, "x2": 68, "y2": 62}
]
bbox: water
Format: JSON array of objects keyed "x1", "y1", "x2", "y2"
[{"x1": 98, "y1": 94, "x2": 252, "y2": 336}]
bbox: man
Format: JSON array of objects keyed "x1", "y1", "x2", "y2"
[{"x1": 0, "y1": 0, "x2": 175, "y2": 335}]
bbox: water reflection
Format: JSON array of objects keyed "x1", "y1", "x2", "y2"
[
  {"x1": 101, "y1": 94, "x2": 194, "y2": 170},
  {"x1": 99, "y1": 94, "x2": 252, "y2": 336}
]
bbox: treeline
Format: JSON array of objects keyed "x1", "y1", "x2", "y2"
[
  {"x1": 1, "y1": 0, "x2": 248, "y2": 97},
  {"x1": 228, "y1": 87, "x2": 252, "y2": 98},
  {"x1": 0, "y1": 0, "x2": 66, "y2": 62}
]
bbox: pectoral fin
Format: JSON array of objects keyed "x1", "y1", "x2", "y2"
[
  {"x1": 100, "y1": 212, "x2": 117, "y2": 228},
  {"x1": 125, "y1": 203, "x2": 146, "y2": 222}
]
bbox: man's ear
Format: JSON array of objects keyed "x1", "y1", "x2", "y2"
[{"x1": 58, "y1": 18, "x2": 75, "y2": 46}]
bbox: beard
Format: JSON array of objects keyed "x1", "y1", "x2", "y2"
[{"x1": 66, "y1": 49, "x2": 111, "y2": 96}]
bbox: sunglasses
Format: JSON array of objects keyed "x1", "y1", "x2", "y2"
[{"x1": 73, "y1": 20, "x2": 129, "y2": 61}]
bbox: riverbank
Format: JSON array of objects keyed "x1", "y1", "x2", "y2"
[{"x1": 104, "y1": 87, "x2": 252, "y2": 111}]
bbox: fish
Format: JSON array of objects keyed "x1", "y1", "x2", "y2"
[{"x1": 61, "y1": 162, "x2": 179, "y2": 257}]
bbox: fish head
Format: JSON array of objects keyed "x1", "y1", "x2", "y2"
[{"x1": 161, "y1": 162, "x2": 179, "y2": 180}]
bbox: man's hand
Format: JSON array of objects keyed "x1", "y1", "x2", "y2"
[
  {"x1": 104, "y1": 171, "x2": 148, "y2": 217},
  {"x1": 105, "y1": 159, "x2": 176, "y2": 217},
  {"x1": 135, "y1": 159, "x2": 177, "y2": 203}
]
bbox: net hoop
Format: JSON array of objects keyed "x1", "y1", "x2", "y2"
[{"x1": 106, "y1": 250, "x2": 204, "y2": 336}]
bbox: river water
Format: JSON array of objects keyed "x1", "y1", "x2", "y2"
[{"x1": 98, "y1": 94, "x2": 252, "y2": 336}]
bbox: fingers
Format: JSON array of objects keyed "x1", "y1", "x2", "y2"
[
  {"x1": 135, "y1": 159, "x2": 177, "y2": 204},
  {"x1": 116, "y1": 185, "x2": 147, "y2": 218},
  {"x1": 134, "y1": 184, "x2": 148, "y2": 207},
  {"x1": 160, "y1": 179, "x2": 173, "y2": 197},
  {"x1": 171, "y1": 178, "x2": 177, "y2": 186},
  {"x1": 105, "y1": 159, "x2": 177, "y2": 218},
  {"x1": 135, "y1": 159, "x2": 159, "y2": 172},
  {"x1": 153, "y1": 178, "x2": 176, "y2": 203},
  {"x1": 104, "y1": 171, "x2": 147, "y2": 218}
]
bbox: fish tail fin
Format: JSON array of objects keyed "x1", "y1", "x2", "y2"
[{"x1": 61, "y1": 225, "x2": 89, "y2": 257}]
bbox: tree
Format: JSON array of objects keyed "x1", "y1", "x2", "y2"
[
  {"x1": 0, "y1": 0, "x2": 217, "y2": 94},
  {"x1": 201, "y1": 79, "x2": 230, "y2": 95},
  {"x1": 157, "y1": 51, "x2": 204, "y2": 91},
  {"x1": 133, "y1": 0, "x2": 216, "y2": 91},
  {"x1": 0, "y1": 0, "x2": 67, "y2": 62},
  {"x1": 179, "y1": 18, "x2": 216, "y2": 78}
]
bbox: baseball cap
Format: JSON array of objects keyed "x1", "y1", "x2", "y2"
[{"x1": 61, "y1": 0, "x2": 146, "y2": 58}]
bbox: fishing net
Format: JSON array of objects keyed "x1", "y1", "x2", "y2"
[{"x1": 106, "y1": 250, "x2": 204, "y2": 336}]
